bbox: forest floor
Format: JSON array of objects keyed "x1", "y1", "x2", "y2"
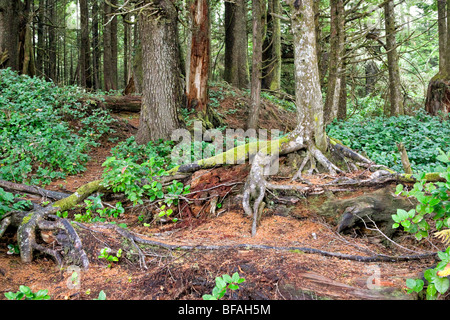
[{"x1": 0, "y1": 91, "x2": 439, "y2": 301}]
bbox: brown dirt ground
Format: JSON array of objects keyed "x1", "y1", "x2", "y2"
[{"x1": 0, "y1": 93, "x2": 442, "y2": 301}]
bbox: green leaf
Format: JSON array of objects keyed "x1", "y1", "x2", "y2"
[
  {"x1": 4, "y1": 292, "x2": 18, "y2": 300},
  {"x1": 434, "y1": 276, "x2": 450, "y2": 294},
  {"x1": 406, "y1": 279, "x2": 424, "y2": 293},
  {"x1": 231, "y1": 272, "x2": 240, "y2": 283},
  {"x1": 228, "y1": 284, "x2": 239, "y2": 290},
  {"x1": 222, "y1": 274, "x2": 232, "y2": 283},
  {"x1": 215, "y1": 277, "x2": 227, "y2": 289}
]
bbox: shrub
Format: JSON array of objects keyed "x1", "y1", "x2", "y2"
[
  {"x1": 0, "y1": 68, "x2": 116, "y2": 185},
  {"x1": 327, "y1": 111, "x2": 450, "y2": 173}
]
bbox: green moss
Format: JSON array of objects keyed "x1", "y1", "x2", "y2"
[{"x1": 21, "y1": 212, "x2": 33, "y2": 225}]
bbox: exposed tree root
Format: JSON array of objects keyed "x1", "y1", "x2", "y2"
[
  {"x1": 0, "y1": 179, "x2": 70, "y2": 200},
  {"x1": 1, "y1": 180, "x2": 105, "y2": 268},
  {"x1": 86, "y1": 223, "x2": 437, "y2": 263},
  {"x1": 238, "y1": 134, "x2": 376, "y2": 236}
]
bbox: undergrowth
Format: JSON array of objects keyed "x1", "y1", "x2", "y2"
[
  {"x1": 327, "y1": 111, "x2": 450, "y2": 173},
  {"x1": 0, "y1": 68, "x2": 117, "y2": 185}
]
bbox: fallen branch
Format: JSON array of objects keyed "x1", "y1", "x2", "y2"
[
  {"x1": 0, "y1": 179, "x2": 70, "y2": 200},
  {"x1": 94, "y1": 223, "x2": 437, "y2": 263}
]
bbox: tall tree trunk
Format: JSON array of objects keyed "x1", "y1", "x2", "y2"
[
  {"x1": 186, "y1": 0, "x2": 210, "y2": 116},
  {"x1": 337, "y1": 60, "x2": 347, "y2": 121},
  {"x1": 36, "y1": 0, "x2": 45, "y2": 76},
  {"x1": 79, "y1": 0, "x2": 91, "y2": 88},
  {"x1": 132, "y1": 20, "x2": 143, "y2": 94},
  {"x1": 262, "y1": 0, "x2": 281, "y2": 91},
  {"x1": 438, "y1": 0, "x2": 447, "y2": 74},
  {"x1": 365, "y1": 60, "x2": 378, "y2": 96},
  {"x1": 290, "y1": 0, "x2": 327, "y2": 152},
  {"x1": 103, "y1": 1, "x2": 114, "y2": 91},
  {"x1": 324, "y1": 0, "x2": 345, "y2": 124},
  {"x1": 224, "y1": 0, "x2": 249, "y2": 89},
  {"x1": 135, "y1": 0, "x2": 182, "y2": 144},
  {"x1": 110, "y1": 0, "x2": 118, "y2": 89},
  {"x1": 123, "y1": 13, "x2": 131, "y2": 88},
  {"x1": 384, "y1": 0, "x2": 404, "y2": 116},
  {"x1": 48, "y1": 0, "x2": 57, "y2": 81},
  {"x1": 247, "y1": 0, "x2": 263, "y2": 129},
  {"x1": 92, "y1": 0, "x2": 100, "y2": 90},
  {"x1": 0, "y1": 0, "x2": 23, "y2": 71}
]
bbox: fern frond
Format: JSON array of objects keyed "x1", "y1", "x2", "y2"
[{"x1": 434, "y1": 229, "x2": 450, "y2": 245}]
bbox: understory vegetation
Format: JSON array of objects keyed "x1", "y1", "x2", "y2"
[
  {"x1": 0, "y1": 68, "x2": 116, "y2": 185},
  {"x1": 327, "y1": 112, "x2": 450, "y2": 173}
]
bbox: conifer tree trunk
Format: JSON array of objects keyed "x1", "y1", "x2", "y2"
[
  {"x1": 224, "y1": 0, "x2": 249, "y2": 89},
  {"x1": 135, "y1": 0, "x2": 182, "y2": 144},
  {"x1": 324, "y1": 0, "x2": 345, "y2": 124},
  {"x1": 92, "y1": 0, "x2": 100, "y2": 90},
  {"x1": 110, "y1": 0, "x2": 118, "y2": 89},
  {"x1": 186, "y1": 0, "x2": 210, "y2": 115},
  {"x1": 290, "y1": 0, "x2": 327, "y2": 152},
  {"x1": 247, "y1": 0, "x2": 263, "y2": 129},
  {"x1": 79, "y1": 0, "x2": 91, "y2": 88},
  {"x1": 103, "y1": 0, "x2": 114, "y2": 91},
  {"x1": 438, "y1": 0, "x2": 447, "y2": 74},
  {"x1": 384, "y1": 0, "x2": 404, "y2": 116},
  {"x1": 47, "y1": 0, "x2": 57, "y2": 81},
  {"x1": 262, "y1": 0, "x2": 281, "y2": 91},
  {"x1": 0, "y1": 0, "x2": 22, "y2": 71}
]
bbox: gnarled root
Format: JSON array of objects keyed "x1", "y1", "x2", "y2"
[
  {"x1": 2, "y1": 180, "x2": 105, "y2": 268},
  {"x1": 16, "y1": 206, "x2": 89, "y2": 269},
  {"x1": 243, "y1": 138, "x2": 374, "y2": 236},
  {"x1": 243, "y1": 152, "x2": 273, "y2": 236}
]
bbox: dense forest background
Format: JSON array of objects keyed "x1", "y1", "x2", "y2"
[
  {"x1": 1, "y1": 0, "x2": 450, "y2": 301},
  {"x1": 0, "y1": 0, "x2": 446, "y2": 118}
]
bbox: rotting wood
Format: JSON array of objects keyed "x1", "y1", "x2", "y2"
[{"x1": 80, "y1": 95, "x2": 142, "y2": 113}]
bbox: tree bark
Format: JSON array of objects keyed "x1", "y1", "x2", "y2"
[
  {"x1": 110, "y1": 0, "x2": 118, "y2": 89},
  {"x1": 290, "y1": 0, "x2": 327, "y2": 152},
  {"x1": 438, "y1": 0, "x2": 447, "y2": 74},
  {"x1": 103, "y1": 1, "x2": 114, "y2": 91},
  {"x1": 384, "y1": 0, "x2": 404, "y2": 116},
  {"x1": 224, "y1": 0, "x2": 250, "y2": 89},
  {"x1": 262, "y1": 0, "x2": 282, "y2": 91},
  {"x1": 47, "y1": 0, "x2": 57, "y2": 81},
  {"x1": 247, "y1": 0, "x2": 263, "y2": 129},
  {"x1": 79, "y1": 0, "x2": 91, "y2": 88},
  {"x1": 36, "y1": 0, "x2": 45, "y2": 77},
  {"x1": 92, "y1": 0, "x2": 101, "y2": 90},
  {"x1": 186, "y1": 0, "x2": 210, "y2": 115},
  {"x1": 0, "y1": 0, "x2": 23, "y2": 71},
  {"x1": 135, "y1": 0, "x2": 182, "y2": 144},
  {"x1": 324, "y1": 0, "x2": 345, "y2": 124}
]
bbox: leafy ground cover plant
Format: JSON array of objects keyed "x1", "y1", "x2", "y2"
[
  {"x1": 4, "y1": 286, "x2": 50, "y2": 300},
  {"x1": 101, "y1": 138, "x2": 190, "y2": 223},
  {"x1": 394, "y1": 150, "x2": 450, "y2": 299},
  {"x1": 0, "y1": 68, "x2": 116, "y2": 185},
  {"x1": 0, "y1": 187, "x2": 31, "y2": 220},
  {"x1": 327, "y1": 111, "x2": 450, "y2": 173},
  {"x1": 98, "y1": 247, "x2": 122, "y2": 268},
  {"x1": 202, "y1": 272, "x2": 246, "y2": 300}
]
